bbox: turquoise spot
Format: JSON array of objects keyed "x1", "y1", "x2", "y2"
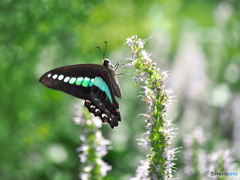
[
  {"x1": 69, "y1": 77, "x2": 76, "y2": 84},
  {"x1": 82, "y1": 77, "x2": 90, "y2": 87},
  {"x1": 52, "y1": 74, "x2": 58, "y2": 79},
  {"x1": 63, "y1": 76, "x2": 70, "y2": 82},
  {"x1": 93, "y1": 77, "x2": 112, "y2": 103},
  {"x1": 89, "y1": 78, "x2": 95, "y2": 86},
  {"x1": 47, "y1": 74, "x2": 52, "y2": 78},
  {"x1": 58, "y1": 75, "x2": 64, "y2": 80},
  {"x1": 76, "y1": 77, "x2": 83, "y2": 85}
]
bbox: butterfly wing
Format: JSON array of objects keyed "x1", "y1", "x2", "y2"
[
  {"x1": 88, "y1": 70, "x2": 121, "y2": 128},
  {"x1": 39, "y1": 64, "x2": 121, "y2": 128},
  {"x1": 39, "y1": 64, "x2": 103, "y2": 100}
]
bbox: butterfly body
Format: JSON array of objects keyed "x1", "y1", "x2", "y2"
[{"x1": 39, "y1": 59, "x2": 122, "y2": 128}]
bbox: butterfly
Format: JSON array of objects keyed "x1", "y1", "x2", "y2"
[{"x1": 39, "y1": 59, "x2": 122, "y2": 128}]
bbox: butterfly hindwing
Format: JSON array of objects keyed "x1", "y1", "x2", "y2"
[
  {"x1": 39, "y1": 62, "x2": 121, "y2": 128},
  {"x1": 89, "y1": 71, "x2": 121, "y2": 127}
]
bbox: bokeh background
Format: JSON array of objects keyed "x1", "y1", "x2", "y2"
[{"x1": 1, "y1": 0, "x2": 239, "y2": 179}]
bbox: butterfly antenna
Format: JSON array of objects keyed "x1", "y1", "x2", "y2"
[
  {"x1": 103, "y1": 41, "x2": 107, "y2": 59},
  {"x1": 96, "y1": 46, "x2": 104, "y2": 60},
  {"x1": 96, "y1": 41, "x2": 107, "y2": 60}
]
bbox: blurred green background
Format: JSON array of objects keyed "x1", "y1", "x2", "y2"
[{"x1": 1, "y1": 0, "x2": 239, "y2": 179}]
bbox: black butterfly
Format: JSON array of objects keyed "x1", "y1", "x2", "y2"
[{"x1": 39, "y1": 59, "x2": 122, "y2": 128}]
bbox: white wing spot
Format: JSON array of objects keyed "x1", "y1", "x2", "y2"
[
  {"x1": 102, "y1": 114, "x2": 108, "y2": 118},
  {"x1": 52, "y1": 74, "x2": 58, "y2": 79},
  {"x1": 63, "y1": 76, "x2": 70, "y2": 82},
  {"x1": 90, "y1": 105, "x2": 95, "y2": 109},
  {"x1": 95, "y1": 109, "x2": 100, "y2": 113},
  {"x1": 58, "y1": 75, "x2": 64, "y2": 80}
]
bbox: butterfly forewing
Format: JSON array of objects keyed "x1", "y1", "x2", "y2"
[
  {"x1": 39, "y1": 62, "x2": 121, "y2": 128},
  {"x1": 40, "y1": 64, "x2": 104, "y2": 99}
]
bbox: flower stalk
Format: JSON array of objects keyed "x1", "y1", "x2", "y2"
[
  {"x1": 125, "y1": 35, "x2": 179, "y2": 179},
  {"x1": 73, "y1": 104, "x2": 112, "y2": 180}
]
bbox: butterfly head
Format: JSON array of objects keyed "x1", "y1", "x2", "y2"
[
  {"x1": 103, "y1": 59, "x2": 115, "y2": 69},
  {"x1": 103, "y1": 59, "x2": 110, "y2": 65}
]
